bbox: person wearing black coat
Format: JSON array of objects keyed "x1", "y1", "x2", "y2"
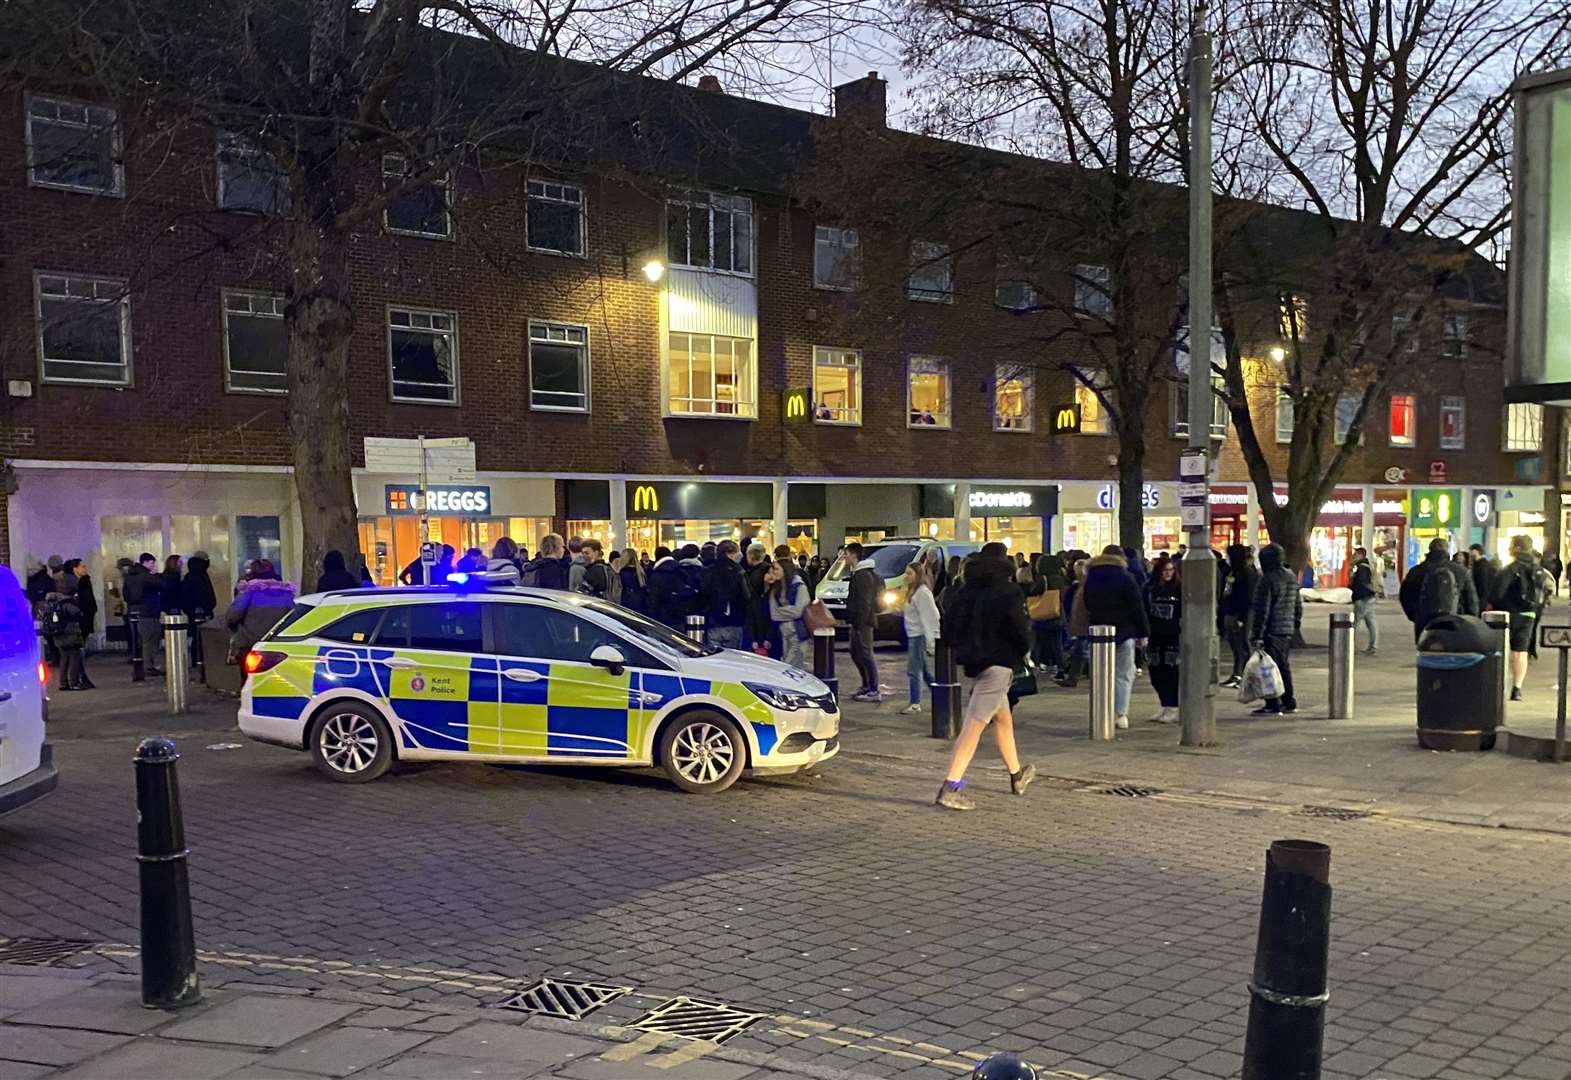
[
  {"x1": 934, "y1": 549, "x2": 1035, "y2": 811},
  {"x1": 1220, "y1": 545, "x2": 1258, "y2": 687},
  {"x1": 160, "y1": 555, "x2": 185, "y2": 613},
  {"x1": 646, "y1": 548, "x2": 697, "y2": 630},
  {"x1": 742, "y1": 543, "x2": 773, "y2": 653},
  {"x1": 698, "y1": 540, "x2": 751, "y2": 650},
  {"x1": 1068, "y1": 548, "x2": 1150, "y2": 728},
  {"x1": 1249, "y1": 543, "x2": 1302, "y2": 715},
  {"x1": 62, "y1": 560, "x2": 98, "y2": 645},
  {"x1": 313, "y1": 549, "x2": 361, "y2": 593},
  {"x1": 122, "y1": 553, "x2": 165, "y2": 675},
  {"x1": 1145, "y1": 560, "x2": 1182, "y2": 722}
]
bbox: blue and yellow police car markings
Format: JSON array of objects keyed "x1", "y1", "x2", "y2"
[
  {"x1": 542, "y1": 662, "x2": 635, "y2": 758},
  {"x1": 381, "y1": 649, "x2": 480, "y2": 753},
  {"x1": 714, "y1": 682, "x2": 779, "y2": 755},
  {"x1": 247, "y1": 641, "x2": 319, "y2": 721}
]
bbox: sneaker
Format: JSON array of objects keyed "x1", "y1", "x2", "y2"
[
  {"x1": 1251, "y1": 705, "x2": 1282, "y2": 716},
  {"x1": 1363, "y1": 648, "x2": 1378, "y2": 656},
  {"x1": 1115, "y1": 714, "x2": 1129, "y2": 730},
  {"x1": 1510, "y1": 687, "x2": 1523, "y2": 702},
  {"x1": 1147, "y1": 709, "x2": 1171, "y2": 724},
  {"x1": 1010, "y1": 763, "x2": 1037, "y2": 796},
  {"x1": 935, "y1": 782, "x2": 976, "y2": 811},
  {"x1": 898, "y1": 703, "x2": 922, "y2": 715},
  {"x1": 1054, "y1": 677, "x2": 1078, "y2": 688},
  {"x1": 852, "y1": 689, "x2": 880, "y2": 703},
  {"x1": 1220, "y1": 676, "x2": 1241, "y2": 689},
  {"x1": 1280, "y1": 704, "x2": 1298, "y2": 715}
]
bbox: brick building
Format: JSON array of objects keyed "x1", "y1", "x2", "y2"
[{"x1": 0, "y1": 63, "x2": 1556, "y2": 605}]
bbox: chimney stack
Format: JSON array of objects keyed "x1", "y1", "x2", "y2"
[
  {"x1": 697, "y1": 75, "x2": 723, "y2": 93},
  {"x1": 833, "y1": 71, "x2": 887, "y2": 128}
]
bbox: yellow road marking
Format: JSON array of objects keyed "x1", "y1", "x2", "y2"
[
  {"x1": 600, "y1": 1031, "x2": 672, "y2": 1060},
  {"x1": 648, "y1": 1039, "x2": 717, "y2": 1069}
]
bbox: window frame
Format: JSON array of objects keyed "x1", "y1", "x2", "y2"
[
  {"x1": 381, "y1": 153, "x2": 452, "y2": 240},
  {"x1": 34, "y1": 270, "x2": 133, "y2": 387},
  {"x1": 1278, "y1": 293, "x2": 1310, "y2": 341},
  {"x1": 1170, "y1": 378, "x2": 1229, "y2": 440},
  {"x1": 1387, "y1": 392, "x2": 1416, "y2": 447},
  {"x1": 1504, "y1": 401, "x2": 1543, "y2": 453},
  {"x1": 221, "y1": 288, "x2": 288, "y2": 395},
  {"x1": 215, "y1": 131, "x2": 288, "y2": 215},
  {"x1": 1072, "y1": 366, "x2": 1111, "y2": 435},
  {"x1": 1390, "y1": 307, "x2": 1421, "y2": 354},
  {"x1": 813, "y1": 225, "x2": 860, "y2": 291},
  {"x1": 1275, "y1": 390, "x2": 1294, "y2": 444},
  {"x1": 25, "y1": 92, "x2": 124, "y2": 197},
  {"x1": 1072, "y1": 263, "x2": 1112, "y2": 317},
  {"x1": 1441, "y1": 312, "x2": 1469, "y2": 359},
  {"x1": 386, "y1": 305, "x2": 460, "y2": 405},
  {"x1": 907, "y1": 240, "x2": 954, "y2": 303},
  {"x1": 525, "y1": 178, "x2": 587, "y2": 257},
  {"x1": 527, "y1": 320, "x2": 591, "y2": 413},
  {"x1": 665, "y1": 331, "x2": 757, "y2": 419},
  {"x1": 1333, "y1": 393, "x2": 1366, "y2": 446},
  {"x1": 666, "y1": 189, "x2": 754, "y2": 277},
  {"x1": 906, "y1": 355, "x2": 951, "y2": 430},
  {"x1": 993, "y1": 364, "x2": 1035, "y2": 433},
  {"x1": 1439, "y1": 395, "x2": 1466, "y2": 451},
  {"x1": 812, "y1": 346, "x2": 863, "y2": 426}
]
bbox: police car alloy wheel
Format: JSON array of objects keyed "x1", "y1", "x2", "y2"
[
  {"x1": 659, "y1": 710, "x2": 746, "y2": 794},
  {"x1": 310, "y1": 703, "x2": 394, "y2": 783}
]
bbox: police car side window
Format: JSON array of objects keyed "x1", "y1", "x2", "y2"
[
  {"x1": 381, "y1": 603, "x2": 484, "y2": 652},
  {"x1": 318, "y1": 608, "x2": 385, "y2": 645},
  {"x1": 495, "y1": 604, "x2": 656, "y2": 667}
]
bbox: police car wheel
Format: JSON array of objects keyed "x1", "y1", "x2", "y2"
[
  {"x1": 659, "y1": 711, "x2": 746, "y2": 794},
  {"x1": 310, "y1": 704, "x2": 393, "y2": 783}
]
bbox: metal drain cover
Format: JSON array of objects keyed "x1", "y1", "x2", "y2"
[
  {"x1": 1297, "y1": 805, "x2": 1374, "y2": 821},
  {"x1": 493, "y1": 978, "x2": 631, "y2": 1020},
  {"x1": 1101, "y1": 785, "x2": 1161, "y2": 798},
  {"x1": 0, "y1": 937, "x2": 96, "y2": 966},
  {"x1": 631, "y1": 996, "x2": 764, "y2": 1043}
]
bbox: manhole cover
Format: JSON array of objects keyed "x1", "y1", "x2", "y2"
[
  {"x1": 492, "y1": 978, "x2": 631, "y2": 1020},
  {"x1": 631, "y1": 996, "x2": 764, "y2": 1043},
  {"x1": 1296, "y1": 805, "x2": 1374, "y2": 821},
  {"x1": 0, "y1": 937, "x2": 96, "y2": 966},
  {"x1": 1100, "y1": 785, "x2": 1161, "y2": 798}
]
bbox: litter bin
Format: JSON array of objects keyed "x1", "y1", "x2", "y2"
[{"x1": 1416, "y1": 614, "x2": 1501, "y2": 751}]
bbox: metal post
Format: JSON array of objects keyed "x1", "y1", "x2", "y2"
[
  {"x1": 931, "y1": 638, "x2": 960, "y2": 739},
  {"x1": 128, "y1": 612, "x2": 145, "y2": 682},
  {"x1": 162, "y1": 613, "x2": 189, "y2": 715},
  {"x1": 135, "y1": 737, "x2": 200, "y2": 1009},
  {"x1": 1557, "y1": 649, "x2": 1568, "y2": 765},
  {"x1": 1179, "y1": 9, "x2": 1217, "y2": 749},
  {"x1": 686, "y1": 614, "x2": 706, "y2": 643},
  {"x1": 812, "y1": 627, "x2": 839, "y2": 704},
  {"x1": 1089, "y1": 624, "x2": 1116, "y2": 740},
  {"x1": 1327, "y1": 612, "x2": 1354, "y2": 719},
  {"x1": 1483, "y1": 610, "x2": 1509, "y2": 729},
  {"x1": 1242, "y1": 839, "x2": 1331, "y2": 1080}
]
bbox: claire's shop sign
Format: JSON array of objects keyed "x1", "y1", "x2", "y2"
[{"x1": 385, "y1": 484, "x2": 492, "y2": 515}]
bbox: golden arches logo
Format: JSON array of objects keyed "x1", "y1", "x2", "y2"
[
  {"x1": 1054, "y1": 406, "x2": 1080, "y2": 432},
  {"x1": 632, "y1": 484, "x2": 660, "y2": 514},
  {"x1": 785, "y1": 392, "x2": 807, "y2": 419}
]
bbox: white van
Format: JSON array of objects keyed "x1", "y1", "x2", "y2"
[{"x1": 0, "y1": 566, "x2": 56, "y2": 817}]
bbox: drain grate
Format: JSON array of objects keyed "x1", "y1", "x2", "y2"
[
  {"x1": 1100, "y1": 785, "x2": 1161, "y2": 798},
  {"x1": 1297, "y1": 805, "x2": 1374, "y2": 821},
  {"x1": 492, "y1": 977, "x2": 631, "y2": 1020},
  {"x1": 0, "y1": 937, "x2": 96, "y2": 967},
  {"x1": 631, "y1": 996, "x2": 764, "y2": 1043}
]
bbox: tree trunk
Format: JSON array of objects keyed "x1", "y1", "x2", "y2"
[{"x1": 1116, "y1": 417, "x2": 1146, "y2": 558}]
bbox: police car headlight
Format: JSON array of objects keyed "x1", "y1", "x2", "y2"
[{"x1": 744, "y1": 682, "x2": 813, "y2": 711}]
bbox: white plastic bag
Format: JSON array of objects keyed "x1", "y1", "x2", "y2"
[{"x1": 1239, "y1": 647, "x2": 1284, "y2": 703}]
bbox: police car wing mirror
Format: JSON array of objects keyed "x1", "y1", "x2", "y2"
[{"x1": 589, "y1": 644, "x2": 626, "y2": 675}]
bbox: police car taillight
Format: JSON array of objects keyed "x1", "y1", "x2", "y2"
[
  {"x1": 243, "y1": 650, "x2": 287, "y2": 676},
  {"x1": 38, "y1": 660, "x2": 48, "y2": 686}
]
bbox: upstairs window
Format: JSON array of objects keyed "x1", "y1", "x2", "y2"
[
  {"x1": 814, "y1": 226, "x2": 860, "y2": 290},
  {"x1": 1391, "y1": 307, "x2": 1420, "y2": 353},
  {"x1": 36, "y1": 272, "x2": 131, "y2": 385},
  {"x1": 908, "y1": 241, "x2": 953, "y2": 302},
  {"x1": 382, "y1": 154, "x2": 451, "y2": 239},
  {"x1": 26, "y1": 95, "x2": 122, "y2": 195},
  {"x1": 1504, "y1": 402, "x2": 1542, "y2": 452},
  {"x1": 668, "y1": 332, "x2": 755, "y2": 417},
  {"x1": 1334, "y1": 393, "x2": 1365, "y2": 445},
  {"x1": 1073, "y1": 264, "x2": 1112, "y2": 316},
  {"x1": 526, "y1": 180, "x2": 585, "y2": 256},
  {"x1": 995, "y1": 266, "x2": 1038, "y2": 311},
  {"x1": 1171, "y1": 378, "x2": 1228, "y2": 439},
  {"x1": 1275, "y1": 391, "x2": 1294, "y2": 444},
  {"x1": 223, "y1": 290, "x2": 287, "y2": 393},
  {"x1": 907, "y1": 356, "x2": 950, "y2": 428},
  {"x1": 1439, "y1": 396, "x2": 1465, "y2": 450},
  {"x1": 1073, "y1": 366, "x2": 1111, "y2": 434},
  {"x1": 1442, "y1": 312, "x2": 1469, "y2": 359},
  {"x1": 994, "y1": 365, "x2": 1034, "y2": 431},
  {"x1": 217, "y1": 133, "x2": 288, "y2": 214},
  {"x1": 812, "y1": 347, "x2": 862, "y2": 425},
  {"x1": 1388, "y1": 393, "x2": 1415, "y2": 447},
  {"x1": 528, "y1": 322, "x2": 589, "y2": 411},
  {"x1": 388, "y1": 307, "x2": 458, "y2": 403},
  {"x1": 667, "y1": 190, "x2": 752, "y2": 274},
  {"x1": 1279, "y1": 293, "x2": 1309, "y2": 341}
]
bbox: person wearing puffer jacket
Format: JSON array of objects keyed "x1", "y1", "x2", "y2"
[
  {"x1": 486, "y1": 537, "x2": 523, "y2": 585},
  {"x1": 1248, "y1": 543, "x2": 1303, "y2": 716},
  {"x1": 223, "y1": 560, "x2": 299, "y2": 661}
]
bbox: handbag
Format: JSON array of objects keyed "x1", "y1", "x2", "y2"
[
  {"x1": 1010, "y1": 661, "x2": 1039, "y2": 699},
  {"x1": 803, "y1": 599, "x2": 836, "y2": 632},
  {"x1": 1027, "y1": 589, "x2": 1061, "y2": 621}
]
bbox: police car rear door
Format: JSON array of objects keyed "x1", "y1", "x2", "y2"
[{"x1": 373, "y1": 601, "x2": 496, "y2": 755}]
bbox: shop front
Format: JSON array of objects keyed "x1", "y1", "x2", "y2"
[
  {"x1": 354, "y1": 475, "x2": 556, "y2": 585},
  {"x1": 564, "y1": 479, "x2": 825, "y2": 557},
  {"x1": 1056, "y1": 482, "x2": 1179, "y2": 555},
  {"x1": 1209, "y1": 484, "x2": 1406, "y2": 587},
  {"x1": 917, "y1": 484, "x2": 1058, "y2": 556},
  {"x1": 1407, "y1": 486, "x2": 1461, "y2": 569},
  {"x1": 1494, "y1": 486, "x2": 1551, "y2": 562}
]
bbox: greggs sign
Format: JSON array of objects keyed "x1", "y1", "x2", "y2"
[{"x1": 384, "y1": 484, "x2": 491, "y2": 515}]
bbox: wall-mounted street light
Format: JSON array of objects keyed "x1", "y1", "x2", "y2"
[
  {"x1": 642, "y1": 259, "x2": 666, "y2": 282},
  {"x1": 1269, "y1": 345, "x2": 1286, "y2": 363}
]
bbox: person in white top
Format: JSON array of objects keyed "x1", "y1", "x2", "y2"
[{"x1": 899, "y1": 562, "x2": 942, "y2": 715}]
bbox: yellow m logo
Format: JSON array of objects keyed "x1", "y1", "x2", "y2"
[
  {"x1": 786, "y1": 392, "x2": 806, "y2": 419},
  {"x1": 1054, "y1": 406, "x2": 1079, "y2": 432},
  {"x1": 632, "y1": 484, "x2": 660, "y2": 514}
]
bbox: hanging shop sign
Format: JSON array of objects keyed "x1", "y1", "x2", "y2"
[
  {"x1": 782, "y1": 387, "x2": 810, "y2": 423},
  {"x1": 1428, "y1": 461, "x2": 1448, "y2": 483},
  {"x1": 384, "y1": 484, "x2": 491, "y2": 515},
  {"x1": 1472, "y1": 490, "x2": 1495, "y2": 525},
  {"x1": 1051, "y1": 404, "x2": 1081, "y2": 434}
]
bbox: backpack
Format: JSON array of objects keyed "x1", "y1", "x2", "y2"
[
  {"x1": 578, "y1": 562, "x2": 611, "y2": 598},
  {"x1": 1419, "y1": 563, "x2": 1459, "y2": 617},
  {"x1": 43, "y1": 596, "x2": 70, "y2": 636},
  {"x1": 605, "y1": 564, "x2": 623, "y2": 605}
]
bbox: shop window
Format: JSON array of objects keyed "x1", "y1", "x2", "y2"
[
  {"x1": 388, "y1": 307, "x2": 458, "y2": 403},
  {"x1": 382, "y1": 153, "x2": 451, "y2": 239},
  {"x1": 1073, "y1": 366, "x2": 1111, "y2": 434},
  {"x1": 907, "y1": 356, "x2": 950, "y2": 428},
  {"x1": 528, "y1": 321, "x2": 589, "y2": 412},
  {"x1": 813, "y1": 346, "x2": 862, "y2": 425},
  {"x1": 994, "y1": 364, "x2": 1034, "y2": 432},
  {"x1": 235, "y1": 515, "x2": 283, "y2": 567},
  {"x1": 1439, "y1": 396, "x2": 1465, "y2": 450},
  {"x1": 1278, "y1": 293, "x2": 1309, "y2": 341},
  {"x1": 1171, "y1": 378, "x2": 1228, "y2": 439},
  {"x1": 814, "y1": 226, "x2": 859, "y2": 290},
  {"x1": 36, "y1": 272, "x2": 131, "y2": 386},
  {"x1": 667, "y1": 190, "x2": 752, "y2": 274},
  {"x1": 1388, "y1": 393, "x2": 1416, "y2": 447},
  {"x1": 1504, "y1": 402, "x2": 1542, "y2": 452},
  {"x1": 995, "y1": 265, "x2": 1037, "y2": 311},
  {"x1": 26, "y1": 94, "x2": 122, "y2": 195},
  {"x1": 1275, "y1": 391, "x2": 1294, "y2": 444},
  {"x1": 526, "y1": 179, "x2": 585, "y2": 256},
  {"x1": 1391, "y1": 307, "x2": 1420, "y2": 353},
  {"x1": 667, "y1": 332, "x2": 755, "y2": 417},
  {"x1": 1333, "y1": 393, "x2": 1365, "y2": 445},
  {"x1": 908, "y1": 240, "x2": 953, "y2": 302},
  {"x1": 223, "y1": 290, "x2": 287, "y2": 394},
  {"x1": 1073, "y1": 264, "x2": 1111, "y2": 316},
  {"x1": 217, "y1": 133, "x2": 288, "y2": 214},
  {"x1": 1441, "y1": 312, "x2": 1469, "y2": 359}
]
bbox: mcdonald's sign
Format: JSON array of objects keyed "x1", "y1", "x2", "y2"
[
  {"x1": 783, "y1": 387, "x2": 810, "y2": 423},
  {"x1": 1052, "y1": 404, "x2": 1081, "y2": 434},
  {"x1": 631, "y1": 484, "x2": 660, "y2": 514}
]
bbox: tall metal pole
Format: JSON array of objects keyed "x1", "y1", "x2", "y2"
[{"x1": 1179, "y1": 9, "x2": 1218, "y2": 747}]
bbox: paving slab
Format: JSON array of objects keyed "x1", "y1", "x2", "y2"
[
  {"x1": 419, "y1": 1020, "x2": 604, "y2": 1063},
  {"x1": 355, "y1": 1051, "x2": 558, "y2": 1078},
  {"x1": 0, "y1": 1022, "x2": 131, "y2": 1066},
  {"x1": 6, "y1": 982, "x2": 175, "y2": 1034},
  {"x1": 0, "y1": 970, "x2": 99, "y2": 1017},
  {"x1": 53, "y1": 1039, "x2": 261, "y2": 1079},
  {"x1": 260, "y1": 1025, "x2": 432, "y2": 1076},
  {"x1": 160, "y1": 994, "x2": 360, "y2": 1048}
]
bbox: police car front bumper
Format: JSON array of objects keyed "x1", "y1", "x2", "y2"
[{"x1": 751, "y1": 707, "x2": 840, "y2": 774}]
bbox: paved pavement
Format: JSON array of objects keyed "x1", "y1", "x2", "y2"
[{"x1": 4, "y1": 599, "x2": 1570, "y2": 1079}]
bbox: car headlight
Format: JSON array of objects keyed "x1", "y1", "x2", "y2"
[
  {"x1": 744, "y1": 681, "x2": 815, "y2": 711},
  {"x1": 881, "y1": 590, "x2": 899, "y2": 608}
]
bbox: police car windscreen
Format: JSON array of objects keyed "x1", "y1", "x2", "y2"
[{"x1": 578, "y1": 599, "x2": 716, "y2": 657}]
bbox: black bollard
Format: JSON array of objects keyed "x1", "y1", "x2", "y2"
[
  {"x1": 128, "y1": 612, "x2": 144, "y2": 682},
  {"x1": 812, "y1": 628, "x2": 838, "y2": 703},
  {"x1": 1242, "y1": 839, "x2": 1331, "y2": 1080},
  {"x1": 135, "y1": 737, "x2": 201, "y2": 1009},
  {"x1": 931, "y1": 639, "x2": 961, "y2": 739},
  {"x1": 686, "y1": 613, "x2": 706, "y2": 644},
  {"x1": 971, "y1": 1052, "x2": 1037, "y2": 1079}
]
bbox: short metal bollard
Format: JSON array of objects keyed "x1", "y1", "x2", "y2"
[
  {"x1": 969, "y1": 1051, "x2": 1037, "y2": 1078},
  {"x1": 135, "y1": 737, "x2": 201, "y2": 1009},
  {"x1": 1088, "y1": 624, "x2": 1116, "y2": 740},
  {"x1": 931, "y1": 639, "x2": 961, "y2": 740},
  {"x1": 1242, "y1": 839, "x2": 1331, "y2": 1080},
  {"x1": 128, "y1": 612, "x2": 145, "y2": 682},
  {"x1": 686, "y1": 613, "x2": 706, "y2": 643},
  {"x1": 811, "y1": 627, "x2": 838, "y2": 703},
  {"x1": 162, "y1": 613, "x2": 190, "y2": 715},
  {"x1": 1327, "y1": 612, "x2": 1354, "y2": 719},
  {"x1": 1482, "y1": 610, "x2": 1509, "y2": 726}
]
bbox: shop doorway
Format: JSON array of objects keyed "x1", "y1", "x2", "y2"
[{"x1": 359, "y1": 515, "x2": 552, "y2": 586}]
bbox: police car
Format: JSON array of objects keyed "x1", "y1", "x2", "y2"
[{"x1": 237, "y1": 574, "x2": 840, "y2": 793}]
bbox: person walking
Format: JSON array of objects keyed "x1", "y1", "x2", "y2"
[
  {"x1": 1144, "y1": 558, "x2": 1182, "y2": 723},
  {"x1": 1469, "y1": 543, "x2": 1498, "y2": 608},
  {"x1": 122, "y1": 552, "x2": 164, "y2": 675},
  {"x1": 1069, "y1": 546, "x2": 1149, "y2": 729},
  {"x1": 1249, "y1": 543, "x2": 1303, "y2": 716},
  {"x1": 1220, "y1": 546, "x2": 1258, "y2": 688},
  {"x1": 618, "y1": 550, "x2": 648, "y2": 614},
  {"x1": 844, "y1": 542, "x2": 883, "y2": 702},
  {"x1": 934, "y1": 546, "x2": 1035, "y2": 810},
  {"x1": 899, "y1": 562, "x2": 941, "y2": 715},
  {"x1": 766, "y1": 557, "x2": 812, "y2": 670},
  {"x1": 1349, "y1": 546, "x2": 1379, "y2": 655},
  {"x1": 314, "y1": 549, "x2": 361, "y2": 592},
  {"x1": 1402, "y1": 538, "x2": 1478, "y2": 642},
  {"x1": 223, "y1": 560, "x2": 298, "y2": 662},
  {"x1": 699, "y1": 539, "x2": 750, "y2": 650},
  {"x1": 1491, "y1": 534, "x2": 1546, "y2": 701},
  {"x1": 1025, "y1": 554, "x2": 1068, "y2": 676}
]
